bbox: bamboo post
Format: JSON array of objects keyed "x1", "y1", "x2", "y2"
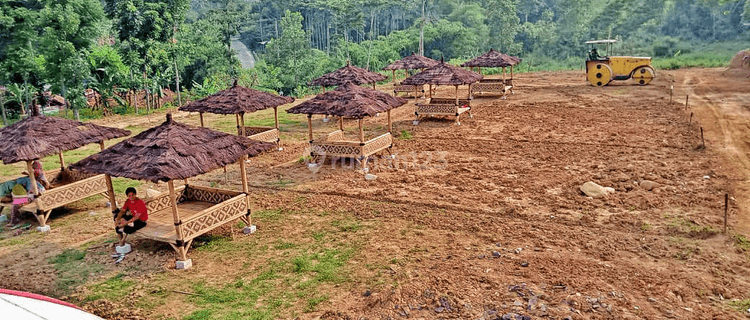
[
  {"x1": 239, "y1": 155, "x2": 250, "y2": 218},
  {"x1": 428, "y1": 84, "x2": 432, "y2": 98},
  {"x1": 99, "y1": 141, "x2": 105, "y2": 151},
  {"x1": 478, "y1": 67, "x2": 481, "y2": 75},
  {"x1": 387, "y1": 109, "x2": 392, "y2": 133},
  {"x1": 455, "y1": 85, "x2": 459, "y2": 105},
  {"x1": 223, "y1": 166, "x2": 227, "y2": 184},
  {"x1": 339, "y1": 116, "x2": 344, "y2": 131},
  {"x1": 503, "y1": 67, "x2": 506, "y2": 82},
  {"x1": 58, "y1": 151, "x2": 65, "y2": 169},
  {"x1": 307, "y1": 114, "x2": 313, "y2": 142},
  {"x1": 235, "y1": 113, "x2": 241, "y2": 136},
  {"x1": 510, "y1": 65, "x2": 514, "y2": 80},
  {"x1": 724, "y1": 193, "x2": 729, "y2": 233},
  {"x1": 26, "y1": 160, "x2": 39, "y2": 196},
  {"x1": 104, "y1": 174, "x2": 117, "y2": 209},
  {"x1": 274, "y1": 106, "x2": 279, "y2": 129},
  {"x1": 167, "y1": 180, "x2": 186, "y2": 259},
  {"x1": 199, "y1": 112, "x2": 204, "y2": 127},
  {"x1": 183, "y1": 178, "x2": 189, "y2": 186},
  {"x1": 414, "y1": 86, "x2": 419, "y2": 100},
  {"x1": 358, "y1": 119, "x2": 364, "y2": 143},
  {"x1": 240, "y1": 112, "x2": 246, "y2": 136},
  {"x1": 392, "y1": 70, "x2": 396, "y2": 84}
]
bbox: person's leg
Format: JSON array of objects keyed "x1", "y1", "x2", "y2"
[{"x1": 8, "y1": 205, "x2": 22, "y2": 226}]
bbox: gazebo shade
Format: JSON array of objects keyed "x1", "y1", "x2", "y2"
[
  {"x1": 70, "y1": 114, "x2": 275, "y2": 183},
  {"x1": 286, "y1": 82, "x2": 407, "y2": 118},
  {"x1": 402, "y1": 60, "x2": 483, "y2": 86},
  {"x1": 0, "y1": 113, "x2": 131, "y2": 164},
  {"x1": 461, "y1": 49, "x2": 522, "y2": 68},
  {"x1": 383, "y1": 53, "x2": 440, "y2": 70},
  {"x1": 310, "y1": 63, "x2": 386, "y2": 87},
  {"x1": 179, "y1": 81, "x2": 294, "y2": 115}
]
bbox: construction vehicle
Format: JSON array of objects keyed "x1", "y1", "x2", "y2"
[{"x1": 585, "y1": 39, "x2": 655, "y2": 87}]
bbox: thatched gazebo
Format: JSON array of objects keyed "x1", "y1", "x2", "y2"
[
  {"x1": 383, "y1": 53, "x2": 440, "y2": 97},
  {"x1": 311, "y1": 62, "x2": 387, "y2": 91},
  {"x1": 402, "y1": 60, "x2": 483, "y2": 125},
  {"x1": 71, "y1": 114, "x2": 274, "y2": 269},
  {"x1": 286, "y1": 82, "x2": 407, "y2": 168},
  {"x1": 461, "y1": 49, "x2": 522, "y2": 97},
  {"x1": 179, "y1": 81, "x2": 294, "y2": 148},
  {"x1": 0, "y1": 106, "x2": 131, "y2": 231}
]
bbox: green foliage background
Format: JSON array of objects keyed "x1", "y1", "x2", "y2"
[{"x1": 0, "y1": 0, "x2": 748, "y2": 120}]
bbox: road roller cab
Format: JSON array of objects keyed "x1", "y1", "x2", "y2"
[{"x1": 585, "y1": 39, "x2": 655, "y2": 87}]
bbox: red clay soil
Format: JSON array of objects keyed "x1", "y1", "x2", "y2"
[{"x1": 1, "y1": 68, "x2": 750, "y2": 320}]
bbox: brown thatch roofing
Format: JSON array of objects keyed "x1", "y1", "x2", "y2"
[
  {"x1": 179, "y1": 81, "x2": 294, "y2": 115},
  {"x1": 383, "y1": 53, "x2": 441, "y2": 70},
  {"x1": 286, "y1": 82, "x2": 407, "y2": 118},
  {"x1": 70, "y1": 114, "x2": 275, "y2": 183},
  {"x1": 310, "y1": 63, "x2": 387, "y2": 87},
  {"x1": 0, "y1": 109, "x2": 131, "y2": 164},
  {"x1": 402, "y1": 60, "x2": 483, "y2": 86},
  {"x1": 461, "y1": 49, "x2": 522, "y2": 68}
]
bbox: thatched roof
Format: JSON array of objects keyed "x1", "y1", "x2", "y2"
[
  {"x1": 383, "y1": 53, "x2": 440, "y2": 70},
  {"x1": 179, "y1": 81, "x2": 294, "y2": 115},
  {"x1": 461, "y1": 49, "x2": 522, "y2": 68},
  {"x1": 0, "y1": 108, "x2": 131, "y2": 164},
  {"x1": 70, "y1": 114, "x2": 275, "y2": 183},
  {"x1": 310, "y1": 63, "x2": 387, "y2": 87},
  {"x1": 402, "y1": 60, "x2": 483, "y2": 86},
  {"x1": 286, "y1": 82, "x2": 407, "y2": 118}
]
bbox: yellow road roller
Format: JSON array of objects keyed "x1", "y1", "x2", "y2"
[{"x1": 585, "y1": 39, "x2": 655, "y2": 86}]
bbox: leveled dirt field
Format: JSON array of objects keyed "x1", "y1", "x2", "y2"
[{"x1": 1, "y1": 68, "x2": 750, "y2": 320}]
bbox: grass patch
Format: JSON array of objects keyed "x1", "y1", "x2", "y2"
[
  {"x1": 734, "y1": 234, "x2": 750, "y2": 252},
  {"x1": 640, "y1": 221, "x2": 652, "y2": 231},
  {"x1": 50, "y1": 249, "x2": 105, "y2": 294},
  {"x1": 397, "y1": 129, "x2": 413, "y2": 140},
  {"x1": 331, "y1": 218, "x2": 362, "y2": 232},
  {"x1": 111, "y1": 178, "x2": 143, "y2": 196},
  {"x1": 253, "y1": 209, "x2": 286, "y2": 222},
  {"x1": 85, "y1": 273, "x2": 136, "y2": 301},
  {"x1": 729, "y1": 299, "x2": 750, "y2": 312}
]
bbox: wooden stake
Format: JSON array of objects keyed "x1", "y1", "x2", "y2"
[
  {"x1": 58, "y1": 151, "x2": 65, "y2": 169},
  {"x1": 27, "y1": 160, "x2": 39, "y2": 196},
  {"x1": 274, "y1": 107, "x2": 279, "y2": 129},
  {"x1": 199, "y1": 112, "x2": 204, "y2": 127},
  {"x1": 307, "y1": 114, "x2": 313, "y2": 142},
  {"x1": 387, "y1": 109, "x2": 392, "y2": 133},
  {"x1": 700, "y1": 126, "x2": 705, "y2": 148},
  {"x1": 167, "y1": 180, "x2": 185, "y2": 250},
  {"x1": 685, "y1": 95, "x2": 689, "y2": 110},
  {"x1": 724, "y1": 193, "x2": 729, "y2": 233},
  {"x1": 689, "y1": 112, "x2": 693, "y2": 124},
  {"x1": 372, "y1": 83, "x2": 376, "y2": 90},
  {"x1": 670, "y1": 84, "x2": 674, "y2": 104},
  {"x1": 358, "y1": 119, "x2": 364, "y2": 143}
]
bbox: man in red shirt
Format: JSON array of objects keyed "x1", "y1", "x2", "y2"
[{"x1": 113, "y1": 187, "x2": 148, "y2": 248}]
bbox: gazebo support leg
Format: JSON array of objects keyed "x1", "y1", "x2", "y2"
[
  {"x1": 168, "y1": 180, "x2": 190, "y2": 269},
  {"x1": 339, "y1": 116, "x2": 344, "y2": 131},
  {"x1": 199, "y1": 112, "x2": 204, "y2": 127},
  {"x1": 307, "y1": 115, "x2": 313, "y2": 143},
  {"x1": 387, "y1": 110, "x2": 392, "y2": 134},
  {"x1": 510, "y1": 66, "x2": 515, "y2": 94},
  {"x1": 392, "y1": 70, "x2": 395, "y2": 84},
  {"x1": 236, "y1": 114, "x2": 241, "y2": 136},
  {"x1": 239, "y1": 155, "x2": 254, "y2": 233},
  {"x1": 240, "y1": 112, "x2": 246, "y2": 136},
  {"x1": 34, "y1": 210, "x2": 51, "y2": 232},
  {"x1": 105, "y1": 174, "x2": 117, "y2": 209},
  {"x1": 274, "y1": 107, "x2": 281, "y2": 151},
  {"x1": 58, "y1": 151, "x2": 65, "y2": 170}
]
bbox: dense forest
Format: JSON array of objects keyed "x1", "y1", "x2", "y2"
[{"x1": 0, "y1": 0, "x2": 748, "y2": 121}]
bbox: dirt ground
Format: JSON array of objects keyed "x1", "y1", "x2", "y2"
[{"x1": 1, "y1": 68, "x2": 750, "y2": 319}]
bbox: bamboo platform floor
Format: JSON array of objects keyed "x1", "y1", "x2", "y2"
[{"x1": 134, "y1": 200, "x2": 215, "y2": 243}]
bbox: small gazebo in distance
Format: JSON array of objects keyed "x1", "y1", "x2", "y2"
[
  {"x1": 403, "y1": 59, "x2": 483, "y2": 125},
  {"x1": 71, "y1": 114, "x2": 275, "y2": 269},
  {"x1": 286, "y1": 82, "x2": 407, "y2": 169},
  {"x1": 179, "y1": 81, "x2": 294, "y2": 149},
  {"x1": 311, "y1": 61, "x2": 387, "y2": 91},
  {"x1": 461, "y1": 49, "x2": 522, "y2": 98},
  {"x1": 0, "y1": 106, "x2": 131, "y2": 231},
  {"x1": 383, "y1": 53, "x2": 440, "y2": 97}
]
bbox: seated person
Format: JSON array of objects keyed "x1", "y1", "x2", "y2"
[
  {"x1": 4, "y1": 160, "x2": 49, "y2": 228},
  {"x1": 589, "y1": 48, "x2": 601, "y2": 60},
  {"x1": 112, "y1": 187, "x2": 148, "y2": 253}
]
